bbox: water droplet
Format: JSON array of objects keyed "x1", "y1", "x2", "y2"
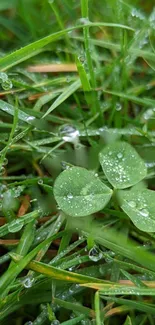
[
  {"x1": 0, "y1": 166, "x2": 5, "y2": 175},
  {"x1": 38, "y1": 179, "x2": 43, "y2": 185},
  {"x1": 117, "y1": 153, "x2": 123, "y2": 159},
  {"x1": 66, "y1": 76, "x2": 72, "y2": 83},
  {"x1": 3, "y1": 157, "x2": 8, "y2": 166},
  {"x1": 89, "y1": 246, "x2": 103, "y2": 262},
  {"x1": 131, "y1": 8, "x2": 145, "y2": 20},
  {"x1": 140, "y1": 208, "x2": 149, "y2": 217},
  {"x1": 149, "y1": 8, "x2": 155, "y2": 29},
  {"x1": 78, "y1": 55, "x2": 85, "y2": 63},
  {"x1": 0, "y1": 72, "x2": 8, "y2": 83},
  {"x1": 2, "y1": 79, "x2": 12, "y2": 90},
  {"x1": 77, "y1": 17, "x2": 90, "y2": 25},
  {"x1": 95, "y1": 173, "x2": 98, "y2": 177},
  {"x1": 67, "y1": 193, "x2": 73, "y2": 199},
  {"x1": 13, "y1": 186, "x2": 24, "y2": 198},
  {"x1": 128, "y1": 200, "x2": 136, "y2": 208},
  {"x1": 78, "y1": 234, "x2": 84, "y2": 240},
  {"x1": 23, "y1": 276, "x2": 34, "y2": 288},
  {"x1": 26, "y1": 116, "x2": 35, "y2": 122},
  {"x1": 8, "y1": 219, "x2": 24, "y2": 233},
  {"x1": 59, "y1": 125, "x2": 79, "y2": 144},
  {"x1": 143, "y1": 108, "x2": 154, "y2": 121},
  {"x1": 51, "y1": 321, "x2": 60, "y2": 325},
  {"x1": 61, "y1": 161, "x2": 71, "y2": 170},
  {"x1": 116, "y1": 103, "x2": 122, "y2": 111}
]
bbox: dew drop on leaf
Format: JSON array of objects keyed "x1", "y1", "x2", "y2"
[
  {"x1": 128, "y1": 201, "x2": 136, "y2": 208},
  {"x1": 117, "y1": 153, "x2": 123, "y2": 159},
  {"x1": 67, "y1": 193, "x2": 73, "y2": 199},
  {"x1": 139, "y1": 209, "x2": 149, "y2": 217}
]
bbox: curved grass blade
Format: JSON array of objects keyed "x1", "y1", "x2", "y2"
[{"x1": 0, "y1": 23, "x2": 134, "y2": 71}]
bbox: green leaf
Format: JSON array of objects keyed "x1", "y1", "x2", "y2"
[
  {"x1": 53, "y1": 167, "x2": 112, "y2": 217},
  {"x1": 99, "y1": 141, "x2": 147, "y2": 189},
  {"x1": 117, "y1": 189, "x2": 155, "y2": 232},
  {"x1": 75, "y1": 56, "x2": 91, "y2": 91},
  {"x1": 42, "y1": 79, "x2": 81, "y2": 118},
  {"x1": 123, "y1": 316, "x2": 132, "y2": 325}
]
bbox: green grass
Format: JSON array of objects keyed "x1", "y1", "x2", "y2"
[{"x1": 0, "y1": 0, "x2": 155, "y2": 324}]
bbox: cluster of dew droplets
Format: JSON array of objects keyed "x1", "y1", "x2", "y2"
[
  {"x1": 131, "y1": 7, "x2": 145, "y2": 20},
  {"x1": 0, "y1": 157, "x2": 8, "y2": 176},
  {"x1": 59, "y1": 124, "x2": 80, "y2": 145},
  {"x1": 0, "y1": 184, "x2": 7, "y2": 209},
  {"x1": 103, "y1": 149, "x2": 130, "y2": 185},
  {"x1": 0, "y1": 72, "x2": 12, "y2": 90},
  {"x1": 88, "y1": 245, "x2": 103, "y2": 262},
  {"x1": 128, "y1": 197, "x2": 149, "y2": 218}
]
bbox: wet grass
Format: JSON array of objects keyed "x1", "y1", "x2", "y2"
[{"x1": 0, "y1": 0, "x2": 155, "y2": 324}]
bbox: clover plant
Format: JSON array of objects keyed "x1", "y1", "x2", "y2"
[{"x1": 54, "y1": 141, "x2": 155, "y2": 232}]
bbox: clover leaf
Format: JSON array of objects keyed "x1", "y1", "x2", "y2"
[
  {"x1": 99, "y1": 141, "x2": 147, "y2": 189},
  {"x1": 53, "y1": 167, "x2": 112, "y2": 217},
  {"x1": 117, "y1": 188, "x2": 155, "y2": 232}
]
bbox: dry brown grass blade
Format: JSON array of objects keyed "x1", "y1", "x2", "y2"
[
  {"x1": 27, "y1": 63, "x2": 77, "y2": 73},
  {"x1": 17, "y1": 195, "x2": 30, "y2": 217}
]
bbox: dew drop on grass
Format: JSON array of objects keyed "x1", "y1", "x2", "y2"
[
  {"x1": 77, "y1": 17, "x2": 90, "y2": 25},
  {"x1": 23, "y1": 276, "x2": 34, "y2": 288},
  {"x1": 89, "y1": 246, "x2": 103, "y2": 262},
  {"x1": 0, "y1": 166, "x2": 5, "y2": 176},
  {"x1": 51, "y1": 320, "x2": 60, "y2": 325},
  {"x1": 3, "y1": 158, "x2": 8, "y2": 166},
  {"x1": 0, "y1": 72, "x2": 8, "y2": 83},
  {"x1": 59, "y1": 125, "x2": 79, "y2": 144},
  {"x1": 2, "y1": 79, "x2": 13, "y2": 90},
  {"x1": 8, "y1": 219, "x2": 24, "y2": 233},
  {"x1": 26, "y1": 116, "x2": 35, "y2": 122},
  {"x1": 115, "y1": 103, "x2": 122, "y2": 111},
  {"x1": 0, "y1": 72, "x2": 13, "y2": 90},
  {"x1": 131, "y1": 8, "x2": 145, "y2": 20},
  {"x1": 149, "y1": 8, "x2": 155, "y2": 29},
  {"x1": 38, "y1": 179, "x2": 43, "y2": 185}
]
